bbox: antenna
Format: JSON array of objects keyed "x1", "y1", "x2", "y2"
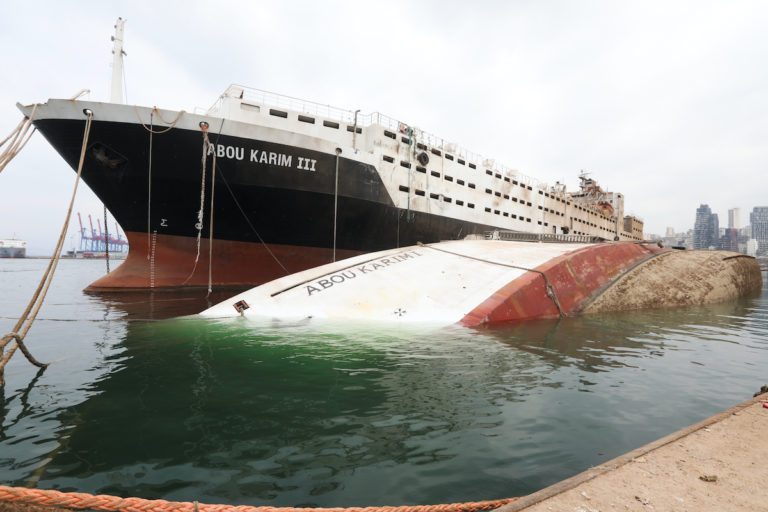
[{"x1": 110, "y1": 17, "x2": 127, "y2": 104}]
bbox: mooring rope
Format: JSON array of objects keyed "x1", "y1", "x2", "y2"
[
  {"x1": 205, "y1": 126, "x2": 217, "y2": 295},
  {"x1": 417, "y1": 242, "x2": 565, "y2": 317},
  {"x1": 0, "y1": 486, "x2": 516, "y2": 512},
  {"x1": 0, "y1": 111, "x2": 94, "y2": 385},
  {"x1": 181, "y1": 124, "x2": 214, "y2": 286},
  {"x1": 147, "y1": 111, "x2": 154, "y2": 260},
  {"x1": 0, "y1": 105, "x2": 38, "y2": 175},
  {"x1": 134, "y1": 105, "x2": 185, "y2": 134}
]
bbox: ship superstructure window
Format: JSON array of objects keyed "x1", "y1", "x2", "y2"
[
  {"x1": 494, "y1": 192, "x2": 501, "y2": 197},
  {"x1": 527, "y1": 202, "x2": 532, "y2": 206},
  {"x1": 504, "y1": 177, "x2": 510, "y2": 182},
  {"x1": 400, "y1": 161, "x2": 411, "y2": 168},
  {"x1": 323, "y1": 120, "x2": 340, "y2": 129},
  {"x1": 444, "y1": 197, "x2": 452, "y2": 203},
  {"x1": 347, "y1": 126, "x2": 362, "y2": 133},
  {"x1": 240, "y1": 102, "x2": 260, "y2": 112},
  {"x1": 269, "y1": 108, "x2": 288, "y2": 118},
  {"x1": 512, "y1": 197, "x2": 518, "y2": 202},
  {"x1": 430, "y1": 193, "x2": 439, "y2": 199},
  {"x1": 298, "y1": 114, "x2": 315, "y2": 124},
  {"x1": 485, "y1": 188, "x2": 492, "y2": 194},
  {"x1": 456, "y1": 200, "x2": 464, "y2": 205},
  {"x1": 513, "y1": 180, "x2": 519, "y2": 185},
  {"x1": 486, "y1": 170, "x2": 493, "y2": 176},
  {"x1": 416, "y1": 166, "x2": 426, "y2": 173},
  {"x1": 383, "y1": 155, "x2": 394, "y2": 163},
  {"x1": 417, "y1": 143, "x2": 427, "y2": 150},
  {"x1": 445, "y1": 176, "x2": 453, "y2": 182},
  {"x1": 384, "y1": 130, "x2": 396, "y2": 139},
  {"x1": 431, "y1": 171, "x2": 440, "y2": 177},
  {"x1": 445, "y1": 154, "x2": 454, "y2": 161},
  {"x1": 485, "y1": 207, "x2": 491, "y2": 212},
  {"x1": 468, "y1": 203, "x2": 475, "y2": 208},
  {"x1": 401, "y1": 136, "x2": 411, "y2": 144},
  {"x1": 399, "y1": 185, "x2": 409, "y2": 192},
  {"x1": 468, "y1": 163, "x2": 476, "y2": 169},
  {"x1": 458, "y1": 159, "x2": 465, "y2": 165},
  {"x1": 494, "y1": 209, "x2": 500, "y2": 215},
  {"x1": 538, "y1": 190, "x2": 544, "y2": 195},
  {"x1": 495, "y1": 173, "x2": 502, "y2": 179},
  {"x1": 457, "y1": 179, "x2": 465, "y2": 185},
  {"x1": 415, "y1": 189, "x2": 425, "y2": 196},
  {"x1": 503, "y1": 194, "x2": 509, "y2": 199},
  {"x1": 468, "y1": 183, "x2": 476, "y2": 189},
  {"x1": 503, "y1": 212, "x2": 509, "y2": 217},
  {"x1": 431, "y1": 148, "x2": 442, "y2": 156}
]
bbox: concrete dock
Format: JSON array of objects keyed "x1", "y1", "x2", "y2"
[{"x1": 498, "y1": 392, "x2": 768, "y2": 512}]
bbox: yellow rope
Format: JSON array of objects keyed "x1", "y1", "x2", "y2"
[{"x1": 0, "y1": 111, "x2": 94, "y2": 385}]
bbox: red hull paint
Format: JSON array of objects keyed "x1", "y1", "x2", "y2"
[
  {"x1": 85, "y1": 231, "x2": 362, "y2": 291},
  {"x1": 461, "y1": 243, "x2": 667, "y2": 326}
]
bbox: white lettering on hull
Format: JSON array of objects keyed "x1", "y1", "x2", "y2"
[
  {"x1": 305, "y1": 250, "x2": 423, "y2": 296},
  {"x1": 206, "y1": 144, "x2": 313, "y2": 171}
]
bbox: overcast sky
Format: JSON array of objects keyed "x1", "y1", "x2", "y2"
[{"x1": 2, "y1": 1, "x2": 767, "y2": 254}]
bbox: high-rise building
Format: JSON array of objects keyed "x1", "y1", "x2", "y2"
[
  {"x1": 720, "y1": 228, "x2": 739, "y2": 252},
  {"x1": 694, "y1": 204, "x2": 717, "y2": 250},
  {"x1": 728, "y1": 208, "x2": 740, "y2": 229},
  {"x1": 750, "y1": 207, "x2": 768, "y2": 254}
]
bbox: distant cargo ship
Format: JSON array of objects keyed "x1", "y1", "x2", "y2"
[{"x1": 0, "y1": 239, "x2": 26, "y2": 258}]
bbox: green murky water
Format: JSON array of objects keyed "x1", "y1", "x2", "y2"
[{"x1": 1, "y1": 259, "x2": 767, "y2": 506}]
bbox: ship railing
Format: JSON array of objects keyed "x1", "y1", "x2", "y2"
[
  {"x1": 485, "y1": 231, "x2": 606, "y2": 244},
  {"x1": 205, "y1": 84, "x2": 548, "y2": 189}
]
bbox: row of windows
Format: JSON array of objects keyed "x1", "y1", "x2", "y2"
[
  {"x1": 266, "y1": 108, "x2": 363, "y2": 134},
  {"x1": 260, "y1": 107, "x2": 626, "y2": 231}
]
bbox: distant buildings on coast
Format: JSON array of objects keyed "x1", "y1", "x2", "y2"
[{"x1": 654, "y1": 206, "x2": 768, "y2": 257}]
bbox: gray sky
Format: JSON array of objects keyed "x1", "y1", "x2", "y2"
[{"x1": 2, "y1": 1, "x2": 767, "y2": 254}]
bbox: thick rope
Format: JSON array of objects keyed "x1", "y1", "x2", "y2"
[
  {"x1": 182, "y1": 126, "x2": 213, "y2": 285},
  {"x1": 0, "y1": 112, "x2": 93, "y2": 385},
  {"x1": 134, "y1": 106, "x2": 185, "y2": 134},
  {"x1": 147, "y1": 111, "x2": 154, "y2": 260},
  {"x1": 0, "y1": 105, "x2": 38, "y2": 175},
  {"x1": 207, "y1": 128, "x2": 217, "y2": 295},
  {"x1": 0, "y1": 486, "x2": 516, "y2": 512}
]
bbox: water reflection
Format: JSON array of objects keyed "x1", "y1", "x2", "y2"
[{"x1": 2, "y1": 264, "x2": 767, "y2": 508}]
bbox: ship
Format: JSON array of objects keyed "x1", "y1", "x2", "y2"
[
  {"x1": 0, "y1": 238, "x2": 26, "y2": 258},
  {"x1": 15, "y1": 20, "x2": 644, "y2": 292}
]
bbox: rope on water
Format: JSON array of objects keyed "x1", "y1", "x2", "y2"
[
  {"x1": 0, "y1": 105, "x2": 38, "y2": 175},
  {"x1": 0, "y1": 111, "x2": 94, "y2": 385},
  {"x1": 0, "y1": 486, "x2": 516, "y2": 512}
]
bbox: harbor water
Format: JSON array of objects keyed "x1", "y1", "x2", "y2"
[{"x1": 1, "y1": 258, "x2": 767, "y2": 507}]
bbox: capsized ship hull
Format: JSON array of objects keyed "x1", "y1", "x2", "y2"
[{"x1": 200, "y1": 239, "x2": 671, "y2": 326}]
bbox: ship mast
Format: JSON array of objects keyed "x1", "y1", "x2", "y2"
[{"x1": 110, "y1": 17, "x2": 127, "y2": 104}]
